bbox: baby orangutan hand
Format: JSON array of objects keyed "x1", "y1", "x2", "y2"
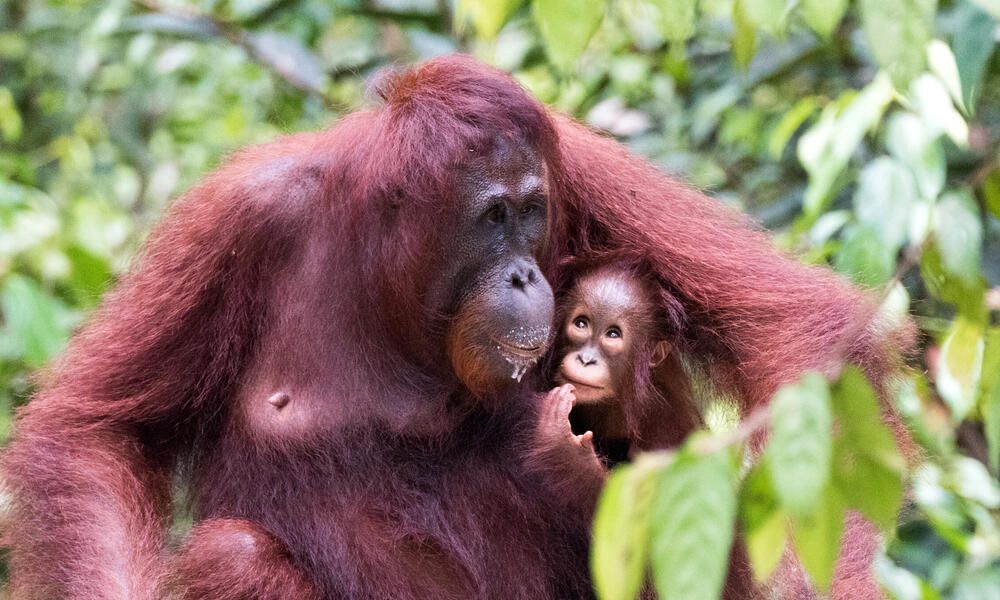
[{"x1": 538, "y1": 384, "x2": 600, "y2": 465}]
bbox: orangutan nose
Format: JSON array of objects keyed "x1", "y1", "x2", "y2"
[
  {"x1": 507, "y1": 259, "x2": 539, "y2": 292},
  {"x1": 577, "y1": 350, "x2": 598, "y2": 367}
]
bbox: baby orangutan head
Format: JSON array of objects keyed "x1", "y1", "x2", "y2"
[{"x1": 553, "y1": 265, "x2": 672, "y2": 405}]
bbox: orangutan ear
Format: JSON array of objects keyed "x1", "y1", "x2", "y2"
[{"x1": 649, "y1": 340, "x2": 672, "y2": 367}]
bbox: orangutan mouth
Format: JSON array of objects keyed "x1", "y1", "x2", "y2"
[
  {"x1": 495, "y1": 339, "x2": 544, "y2": 359},
  {"x1": 558, "y1": 375, "x2": 604, "y2": 391},
  {"x1": 493, "y1": 336, "x2": 548, "y2": 382}
]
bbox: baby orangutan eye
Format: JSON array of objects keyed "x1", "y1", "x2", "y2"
[
  {"x1": 606, "y1": 327, "x2": 621, "y2": 339},
  {"x1": 574, "y1": 317, "x2": 588, "y2": 329}
]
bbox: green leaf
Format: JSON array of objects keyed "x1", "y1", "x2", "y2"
[
  {"x1": 980, "y1": 328, "x2": 1000, "y2": 472},
  {"x1": 740, "y1": 461, "x2": 780, "y2": 531},
  {"x1": 650, "y1": 451, "x2": 737, "y2": 600},
  {"x1": 732, "y1": 0, "x2": 757, "y2": 68},
  {"x1": 952, "y1": 2, "x2": 997, "y2": 114},
  {"x1": 767, "y1": 372, "x2": 833, "y2": 516},
  {"x1": 936, "y1": 317, "x2": 986, "y2": 422},
  {"x1": 747, "y1": 510, "x2": 787, "y2": 582},
  {"x1": 743, "y1": 0, "x2": 788, "y2": 35},
  {"x1": 0, "y1": 87, "x2": 23, "y2": 142},
  {"x1": 831, "y1": 368, "x2": 902, "y2": 456},
  {"x1": 829, "y1": 368, "x2": 905, "y2": 531},
  {"x1": 768, "y1": 96, "x2": 818, "y2": 159},
  {"x1": 532, "y1": 0, "x2": 606, "y2": 69},
  {"x1": 878, "y1": 282, "x2": 911, "y2": 332},
  {"x1": 920, "y1": 242, "x2": 986, "y2": 317},
  {"x1": 652, "y1": 0, "x2": 697, "y2": 42},
  {"x1": 808, "y1": 210, "x2": 851, "y2": 245},
  {"x1": 853, "y1": 157, "x2": 918, "y2": 254},
  {"x1": 65, "y1": 245, "x2": 113, "y2": 308},
  {"x1": 859, "y1": 0, "x2": 937, "y2": 89},
  {"x1": 835, "y1": 451, "x2": 903, "y2": 531},
  {"x1": 790, "y1": 488, "x2": 846, "y2": 592},
  {"x1": 886, "y1": 112, "x2": 945, "y2": 200},
  {"x1": 969, "y1": 0, "x2": 1000, "y2": 19},
  {"x1": 926, "y1": 40, "x2": 965, "y2": 113},
  {"x1": 798, "y1": 74, "x2": 894, "y2": 216},
  {"x1": 933, "y1": 190, "x2": 983, "y2": 288},
  {"x1": 834, "y1": 225, "x2": 895, "y2": 288},
  {"x1": 911, "y1": 74, "x2": 969, "y2": 146},
  {"x1": 953, "y1": 567, "x2": 1000, "y2": 600},
  {"x1": 951, "y1": 456, "x2": 1000, "y2": 507},
  {"x1": 740, "y1": 464, "x2": 787, "y2": 581},
  {"x1": 983, "y1": 169, "x2": 1000, "y2": 221},
  {"x1": 456, "y1": 0, "x2": 523, "y2": 39},
  {"x1": 592, "y1": 464, "x2": 657, "y2": 600},
  {"x1": 800, "y1": 0, "x2": 847, "y2": 37},
  {"x1": 0, "y1": 274, "x2": 72, "y2": 367}
]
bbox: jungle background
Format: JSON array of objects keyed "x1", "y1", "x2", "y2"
[{"x1": 1, "y1": 0, "x2": 999, "y2": 598}]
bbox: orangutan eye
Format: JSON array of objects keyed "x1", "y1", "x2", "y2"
[
  {"x1": 519, "y1": 204, "x2": 535, "y2": 216},
  {"x1": 484, "y1": 203, "x2": 506, "y2": 224},
  {"x1": 574, "y1": 317, "x2": 589, "y2": 329},
  {"x1": 606, "y1": 327, "x2": 622, "y2": 339}
]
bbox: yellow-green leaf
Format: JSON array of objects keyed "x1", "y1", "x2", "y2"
[
  {"x1": 936, "y1": 317, "x2": 986, "y2": 422},
  {"x1": 859, "y1": 0, "x2": 937, "y2": 89},
  {"x1": 650, "y1": 451, "x2": 737, "y2": 600},
  {"x1": 747, "y1": 509, "x2": 787, "y2": 581},
  {"x1": 767, "y1": 372, "x2": 833, "y2": 517},
  {"x1": 980, "y1": 328, "x2": 1000, "y2": 472},
  {"x1": 800, "y1": 0, "x2": 847, "y2": 37},
  {"x1": 532, "y1": 0, "x2": 606, "y2": 69},
  {"x1": 791, "y1": 489, "x2": 846, "y2": 592},
  {"x1": 455, "y1": 0, "x2": 523, "y2": 39},
  {"x1": 652, "y1": 0, "x2": 697, "y2": 42},
  {"x1": 743, "y1": 0, "x2": 787, "y2": 35},
  {"x1": 732, "y1": 0, "x2": 757, "y2": 68},
  {"x1": 768, "y1": 96, "x2": 818, "y2": 159},
  {"x1": 830, "y1": 367, "x2": 905, "y2": 531},
  {"x1": 592, "y1": 464, "x2": 657, "y2": 600}
]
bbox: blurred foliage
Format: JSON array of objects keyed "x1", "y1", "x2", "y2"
[{"x1": 1, "y1": 0, "x2": 999, "y2": 598}]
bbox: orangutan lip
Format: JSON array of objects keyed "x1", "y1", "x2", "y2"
[{"x1": 494, "y1": 339, "x2": 544, "y2": 358}]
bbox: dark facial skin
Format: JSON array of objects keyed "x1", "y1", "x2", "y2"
[
  {"x1": 441, "y1": 137, "x2": 555, "y2": 396},
  {"x1": 554, "y1": 269, "x2": 670, "y2": 405}
]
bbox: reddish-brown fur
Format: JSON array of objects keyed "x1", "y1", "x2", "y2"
[{"x1": 0, "y1": 55, "x2": 908, "y2": 599}]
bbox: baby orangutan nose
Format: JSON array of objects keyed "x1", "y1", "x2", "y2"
[{"x1": 576, "y1": 350, "x2": 598, "y2": 367}]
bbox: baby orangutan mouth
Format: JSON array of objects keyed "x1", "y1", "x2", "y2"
[{"x1": 556, "y1": 375, "x2": 604, "y2": 392}]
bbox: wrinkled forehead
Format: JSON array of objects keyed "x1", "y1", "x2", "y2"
[{"x1": 458, "y1": 136, "x2": 548, "y2": 192}]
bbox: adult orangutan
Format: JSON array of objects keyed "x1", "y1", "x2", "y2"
[{"x1": 0, "y1": 55, "x2": 907, "y2": 599}]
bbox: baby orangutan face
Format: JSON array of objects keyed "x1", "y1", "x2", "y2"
[{"x1": 553, "y1": 268, "x2": 671, "y2": 405}]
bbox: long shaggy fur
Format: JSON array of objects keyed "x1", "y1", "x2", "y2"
[{"x1": 0, "y1": 55, "x2": 909, "y2": 599}]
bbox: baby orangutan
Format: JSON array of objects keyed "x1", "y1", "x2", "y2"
[
  {"x1": 526, "y1": 263, "x2": 702, "y2": 511},
  {"x1": 550, "y1": 263, "x2": 702, "y2": 465}
]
